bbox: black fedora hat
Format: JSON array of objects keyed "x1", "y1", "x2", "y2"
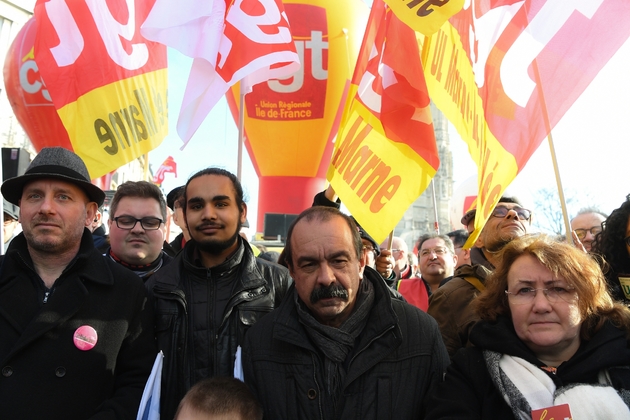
[
  {"x1": 1, "y1": 147, "x2": 105, "y2": 207},
  {"x1": 166, "y1": 185, "x2": 184, "y2": 210}
]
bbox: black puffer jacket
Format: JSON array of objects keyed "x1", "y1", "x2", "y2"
[
  {"x1": 146, "y1": 238, "x2": 292, "y2": 420},
  {"x1": 243, "y1": 268, "x2": 449, "y2": 419}
]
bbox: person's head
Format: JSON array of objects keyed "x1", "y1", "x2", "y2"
[
  {"x1": 380, "y1": 236, "x2": 408, "y2": 273},
  {"x1": 570, "y1": 208, "x2": 607, "y2": 252},
  {"x1": 284, "y1": 206, "x2": 364, "y2": 328},
  {"x1": 168, "y1": 186, "x2": 191, "y2": 241},
  {"x1": 174, "y1": 377, "x2": 262, "y2": 420},
  {"x1": 417, "y1": 234, "x2": 457, "y2": 286},
  {"x1": 592, "y1": 195, "x2": 630, "y2": 278},
  {"x1": 107, "y1": 181, "x2": 167, "y2": 265},
  {"x1": 3, "y1": 199, "x2": 19, "y2": 244},
  {"x1": 476, "y1": 234, "x2": 630, "y2": 361},
  {"x1": 475, "y1": 196, "x2": 532, "y2": 258},
  {"x1": 351, "y1": 217, "x2": 379, "y2": 268},
  {"x1": 184, "y1": 168, "x2": 247, "y2": 259},
  {"x1": 447, "y1": 229, "x2": 470, "y2": 268},
  {"x1": 89, "y1": 206, "x2": 104, "y2": 233},
  {"x1": 0, "y1": 147, "x2": 103, "y2": 256}
]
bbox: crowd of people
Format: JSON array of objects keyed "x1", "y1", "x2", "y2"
[{"x1": 1, "y1": 147, "x2": 630, "y2": 419}]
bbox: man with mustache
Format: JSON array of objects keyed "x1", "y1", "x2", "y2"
[
  {"x1": 107, "y1": 181, "x2": 173, "y2": 280},
  {"x1": 242, "y1": 206, "x2": 448, "y2": 419},
  {"x1": 428, "y1": 196, "x2": 532, "y2": 357},
  {"x1": 146, "y1": 168, "x2": 292, "y2": 420}
]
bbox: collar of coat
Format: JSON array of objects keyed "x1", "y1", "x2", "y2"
[{"x1": 1, "y1": 229, "x2": 115, "y2": 287}]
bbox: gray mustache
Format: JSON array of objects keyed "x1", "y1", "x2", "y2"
[{"x1": 310, "y1": 284, "x2": 349, "y2": 304}]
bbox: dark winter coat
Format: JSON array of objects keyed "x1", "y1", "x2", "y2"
[
  {"x1": 425, "y1": 316, "x2": 630, "y2": 419},
  {"x1": 243, "y1": 268, "x2": 449, "y2": 420},
  {"x1": 0, "y1": 230, "x2": 156, "y2": 419},
  {"x1": 428, "y1": 248, "x2": 493, "y2": 357},
  {"x1": 146, "y1": 238, "x2": 292, "y2": 420}
]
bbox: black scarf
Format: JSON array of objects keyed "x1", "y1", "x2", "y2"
[{"x1": 296, "y1": 278, "x2": 375, "y2": 408}]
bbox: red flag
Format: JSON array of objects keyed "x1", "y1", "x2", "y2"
[
  {"x1": 424, "y1": 0, "x2": 630, "y2": 243},
  {"x1": 328, "y1": 1, "x2": 439, "y2": 243},
  {"x1": 141, "y1": 0, "x2": 300, "y2": 144},
  {"x1": 152, "y1": 156, "x2": 177, "y2": 186}
]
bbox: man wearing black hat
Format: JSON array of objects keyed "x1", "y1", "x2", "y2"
[
  {"x1": 428, "y1": 196, "x2": 532, "y2": 357},
  {"x1": 0, "y1": 147, "x2": 156, "y2": 419},
  {"x1": 166, "y1": 185, "x2": 190, "y2": 254}
]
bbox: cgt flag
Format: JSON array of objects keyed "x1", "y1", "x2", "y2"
[
  {"x1": 385, "y1": 0, "x2": 464, "y2": 36},
  {"x1": 152, "y1": 155, "x2": 177, "y2": 186},
  {"x1": 423, "y1": 0, "x2": 630, "y2": 245},
  {"x1": 141, "y1": 0, "x2": 300, "y2": 145},
  {"x1": 328, "y1": 0, "x2": 439, "y2": 244},
  {"x1": 33, "y1": 0, "x2": 168, "y2": 179}
]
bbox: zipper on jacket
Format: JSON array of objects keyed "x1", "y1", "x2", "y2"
[{"x1": 43, "y1": 290, "x2": 50, "y2": 303}]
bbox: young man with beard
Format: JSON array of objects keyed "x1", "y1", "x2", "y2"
[
  {"x1": 146, "y1": 168, "x2": 292, "y2": 420},
  {"x1": 428, "y1": 196, "x2": 532, "y2": 357},
  {"x1": 242, "y1": 206, "x2": 448, "y2": 419}
]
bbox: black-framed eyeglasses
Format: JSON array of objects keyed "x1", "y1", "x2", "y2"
[
  {"x1": 574, "y1": 226, "x2": 602, "y2": 240},
  {"x1": 113, "y1": 216, "x2": 163, "y2": 230},
  {"x1": 491, "y1": 205, "x2": 532, "y2": 221}
]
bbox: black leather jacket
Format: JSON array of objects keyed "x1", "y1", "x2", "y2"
[{"x1": 145, "y1": 238, "x2": 292, "y2": 420}]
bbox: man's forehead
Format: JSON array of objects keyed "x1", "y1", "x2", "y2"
[
  {"x1": 115, "y1": 196, "x2": 162, "y2": 214},
  {"x1": 421, "y1": 238, "x2": 445, "y2": 249},
  {"x1": 187, "y1": 174, "x2": 236, "y2": 198},
  {"x1": 496, "y1": 202, "x2": 522, "y2": 209}
]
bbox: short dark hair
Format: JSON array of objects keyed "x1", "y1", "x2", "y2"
[
  {"x1": 446, "y1": 229, "x2": 469, "y2": 248},
  {"x1": 284, "y1": 206, "x2": 362, "y2": 269},
  {"x1": 174, "y1": 377, "x2": 262, "y2": 420},
  {"x1": 109, "y1": 181, "x2": 167, "y2": 220},
  {"x1": 184, "y1": 168, "x2": 246, "y2": 215}
]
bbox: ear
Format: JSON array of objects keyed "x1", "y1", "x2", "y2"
[
  {"x1": 358, "y1": 248, "x2": 367, "y2": 279},
  {"x1": 240, "y1": 202, "x2": 248, "y2": 224},
  {"x1": 85, "y1": 202, "x2": 97, "y2": 227},
  {"x1": 452, "y1": 253, "x2": 458, "y2": 266}
]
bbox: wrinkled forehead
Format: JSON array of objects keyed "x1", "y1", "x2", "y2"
[{"x1": 420, "y1": 237, "x2": 446, "y2": 250}]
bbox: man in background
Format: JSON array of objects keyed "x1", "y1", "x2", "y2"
[{"x1": 571, "y1": 207, "x2": 607, "y2": 252}]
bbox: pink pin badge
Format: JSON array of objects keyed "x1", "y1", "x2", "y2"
[{"x1": 73, "y1": 325, "x2": 98, "y2": 351}]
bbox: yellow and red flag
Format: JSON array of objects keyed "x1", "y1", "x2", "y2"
[
  {"x1": 328, "y1": 0, "x2": 439, "y2": 243},
  {"x1": 385, "y1": 0, "x2": 464, "y2": 36},
  {"x1": 423, "y1": 0, "x2": 630, "y2": 244},
  {"x1": 33, "y1": 0, "x2": 168, "y2": 179}
]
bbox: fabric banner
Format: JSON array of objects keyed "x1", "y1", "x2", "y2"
[
  {"x1": 384, "y1": 0, "x2": 464, "y2": 36},
  {"x1": 328, "y1": 0, "x2": 439, "y2": 244},
  {"x1": 33, "y1": 0, "x2": 168, "y2": 179},
  {"x1": 423, "y1": 0, "x2": 630, "y2": 244},
  {"x1": 141, "y1": 0, "x2": 300, "y2": 145}
]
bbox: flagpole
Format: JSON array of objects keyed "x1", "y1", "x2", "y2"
[
  {"x1": 237, "y1": 83, "x2": 245, "y2": 181},
  {"x1": 430, "y1": 178, "x2": 439, "y2": 234},
  {"x1": 531, "y1": 60, "x2": 573, "y2": 244}
]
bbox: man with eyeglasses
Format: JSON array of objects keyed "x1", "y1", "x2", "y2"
[
  {"x1": 570, "y1": 207, "x2": 607, "y2": 252},
  {"x1": 380, "y1": 236, "x2": 413, "y2": 280},
  {"x1": 107, "y1": 181, "x2": 173, "y2": 281},
  {"x1": 428, "y1": 195, "x2": 532, "y2": 357}
]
